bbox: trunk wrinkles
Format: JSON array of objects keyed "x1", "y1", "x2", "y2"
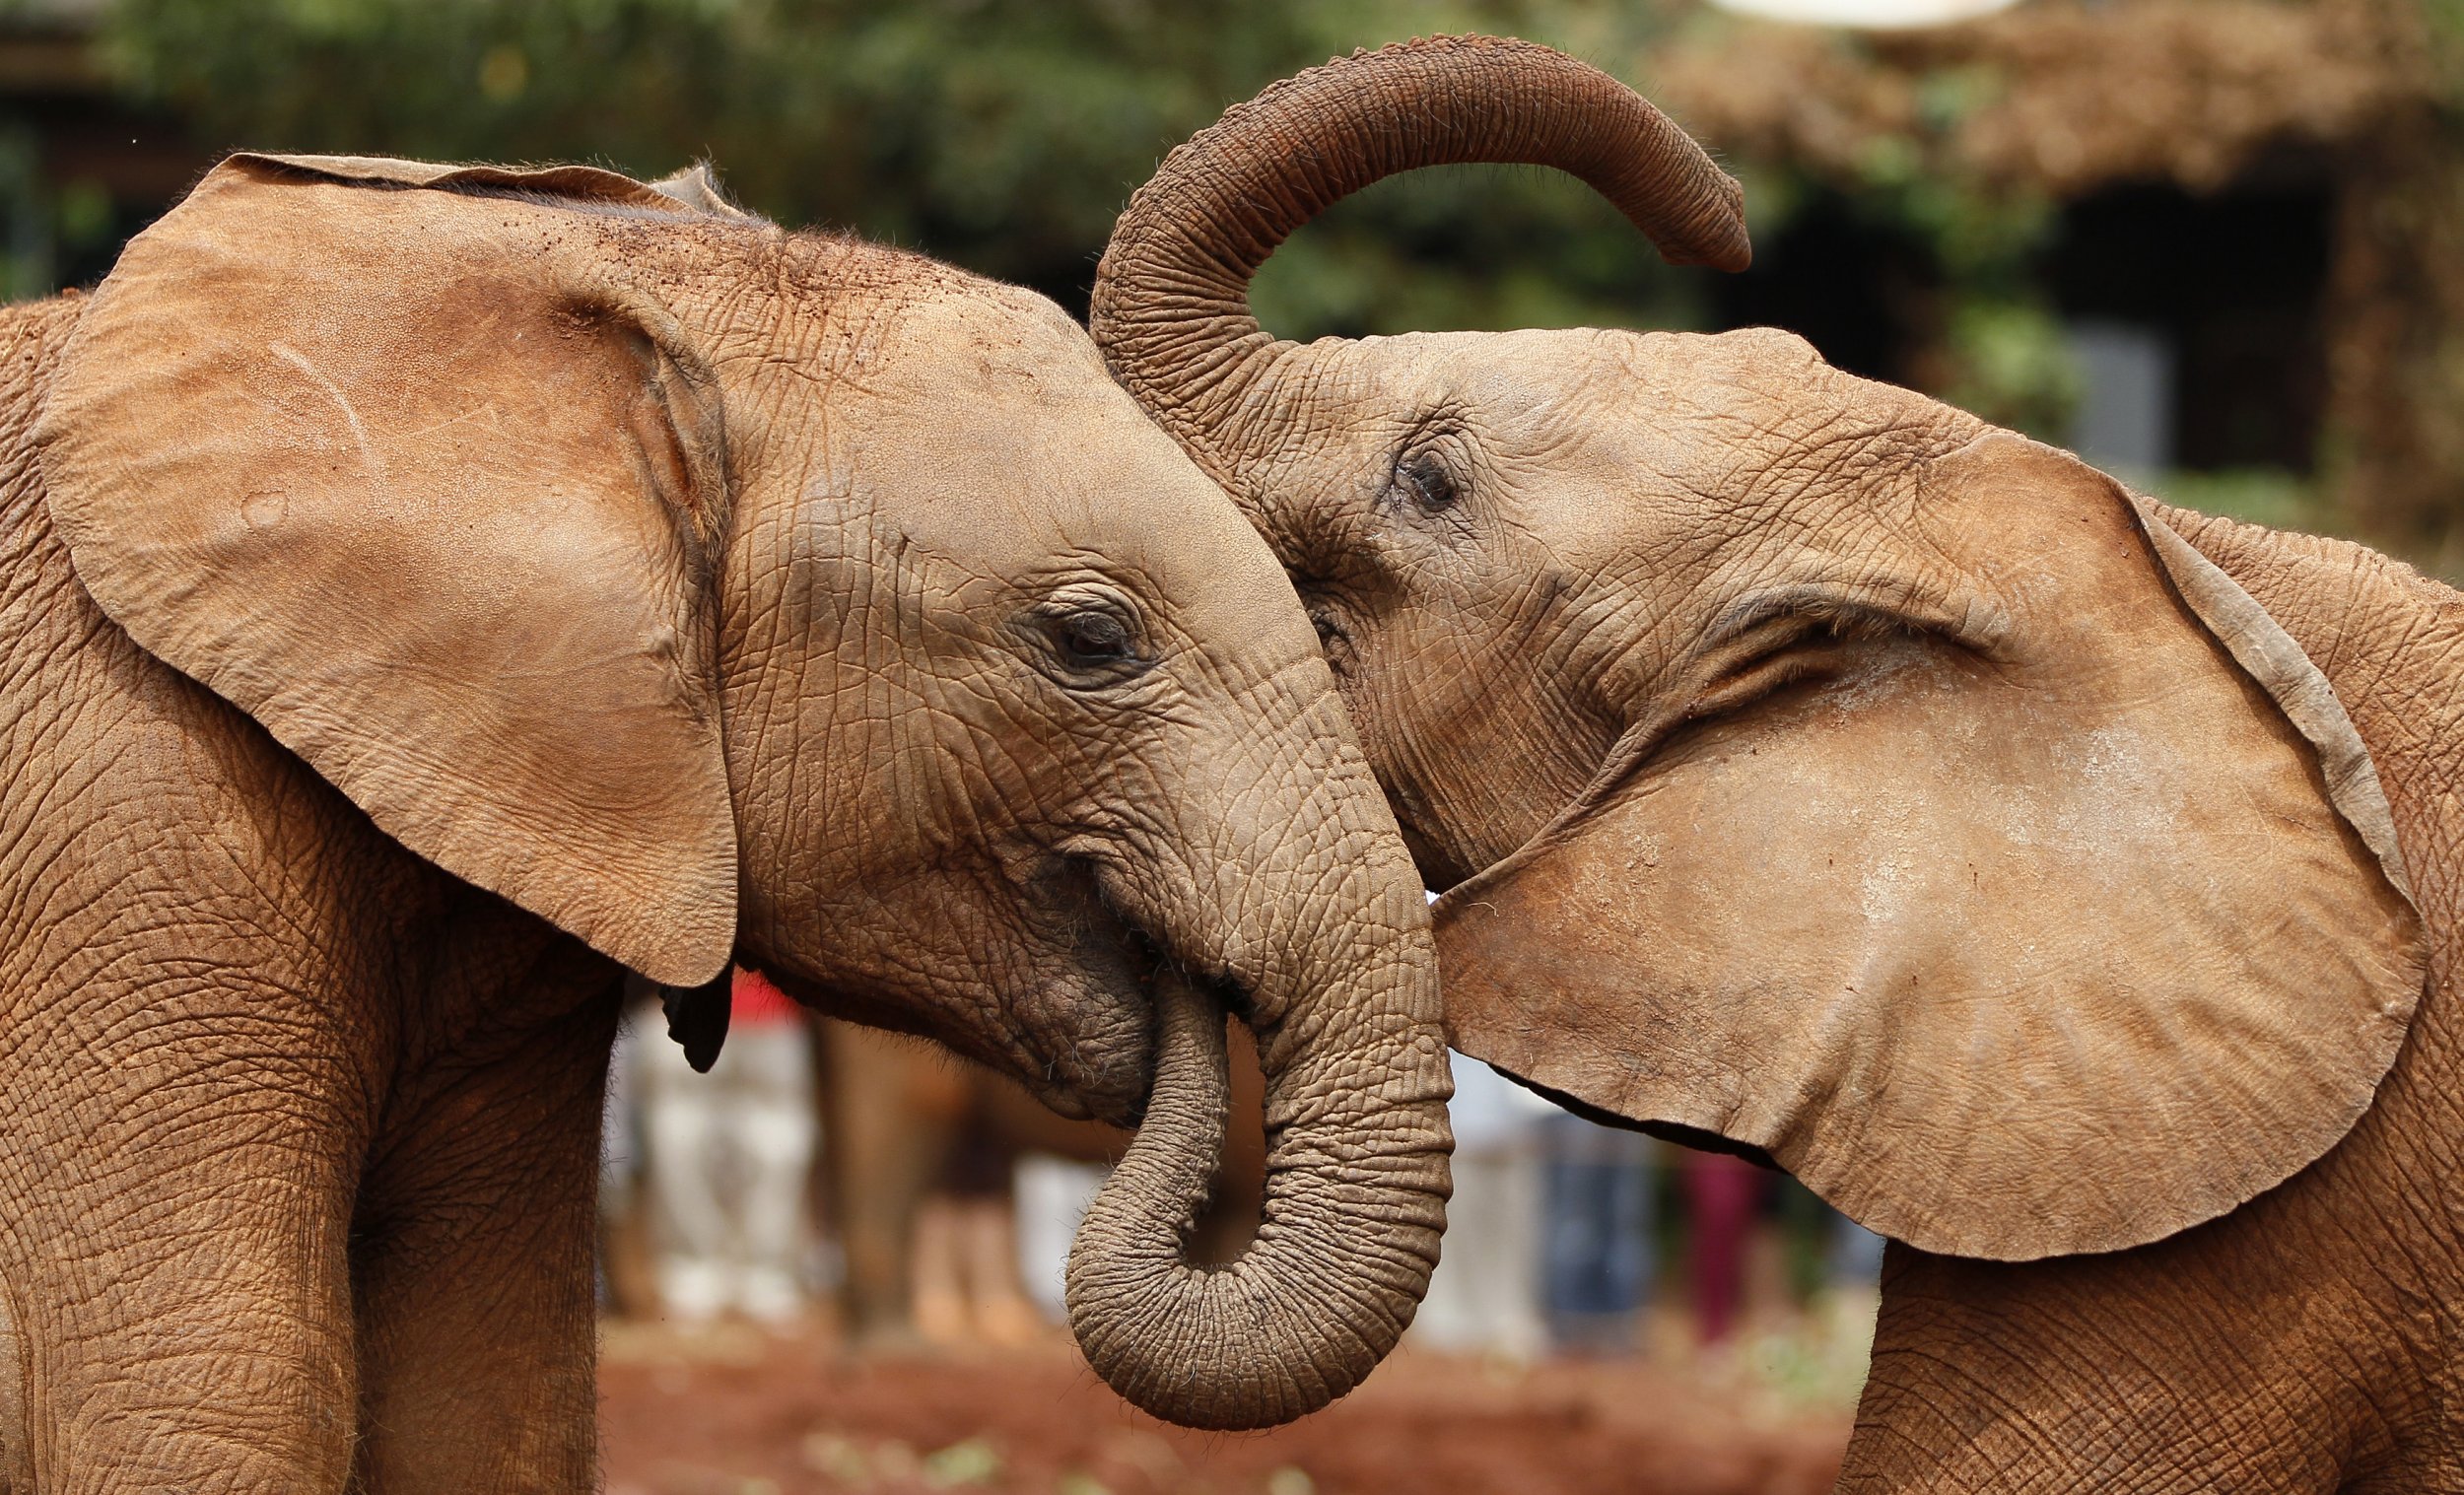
[
  {"x1": 1092, "y1": 34, "x2": 1750, "y2": 474},
  {"x1": 1067, "y1": 965, "x2": 1449, "y2": 1431}
]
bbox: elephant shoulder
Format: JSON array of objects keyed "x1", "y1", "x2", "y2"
[
  {"x1": 1, "y1": 295, "x2": 110, "y2": 662},
  {"x1": 0, "y1": 295, "x2": 84, "y2": 503}
]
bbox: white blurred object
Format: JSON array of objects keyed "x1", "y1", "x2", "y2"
[
  {"x1": 1707, "y1": 0, "x2": 2019, "y2": 26},
  {"x1": 1445, "y1": 1049, "x2": 1557, "y2": 1152},
  {"x1": 1014, "y1": 1153, "x2": 1110, "y2": 1325},
  {"x1": 602, "y1": 1008, "x2": 648, "y2": 1217},
  {"x1": 639, "y1": 1016, "x2": 818, "y2": 1323},
  {"x1": 2065, "y1": 318, "x2": 2177, "y2": 478},
  {"x1": 1411, "y1": 1055, "x2": 1552, "y2": 1358}
]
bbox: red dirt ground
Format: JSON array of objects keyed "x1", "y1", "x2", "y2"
[{"x1": 598, "y1": 1326, "x2": 1850, "y2": 1495}]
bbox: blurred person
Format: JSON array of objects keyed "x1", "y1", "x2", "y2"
[
  {"x1": 1680, "y1": 1150, "x2": 1767, "y2": 1345},
  {"x1": 1411, "y1": 1053, "x2": 1550, "y2": 1359},
  {"x1": 909, "y1": 1120, "x2": 1044, "y2": 1348},
  {"x1": 1014, "y1": 1151, "x2": 1110, "y2": 1326},
  {"x1": 820, "y1": 1021, "x2": 1132, "y2": 1347},
  {"x1": 596, "y1": 986, "x2": 661, "y2": 1317},
  {"x1": 1831, "y1": 1210, "x2": 1886, "y2": 1287},
  {"x1": 1821, "y1": 1206, "x2": 1888, "y2": 1347},
  {"x1": 1539, "y1": 1112, "x2": 1657, "y2": 1354},
  {"x1": 639, "y1": 967, "x2": 818, "y2": 1324}
]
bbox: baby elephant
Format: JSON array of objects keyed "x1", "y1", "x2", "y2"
[
  {"x1": 1098, "y1": 36, "x2": 2458, "y2": 1491},
  {"x1": 0, "y1": 154, "x2": 1451, "y2": 1490}
]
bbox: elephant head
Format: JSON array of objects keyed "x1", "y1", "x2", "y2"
[
  {"x1": 1094, "y1": 38, "x2": 2428, "y2": 1260},
  {"x1": 33, "y1": 153, "x2": 1449, "y2": 1428}
]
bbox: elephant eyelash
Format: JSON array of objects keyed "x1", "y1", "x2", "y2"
[
  {"x1": 1017, "y1": 594, "x2": 1158, "y2": 689},
  {"x1": 1393, "y1": 450, "x2": 1459, "y2": 512}
]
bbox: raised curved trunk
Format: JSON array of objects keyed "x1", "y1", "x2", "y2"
[{"x1": 1092, "y1": 34, "x2": 1751, "y2": 476}]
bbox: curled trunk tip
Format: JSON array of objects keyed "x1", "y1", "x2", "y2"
[{"x1": 1066, "y1": 973, "x2": 1451, "y2": 1431}]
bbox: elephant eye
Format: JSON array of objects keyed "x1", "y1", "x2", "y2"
[
  {"x1": 1396, "y1": 450, "x2": 1459, "y2": 512},
  {"x1": 1055, "y1": 609, "x2": 1133, "y2": 668}
]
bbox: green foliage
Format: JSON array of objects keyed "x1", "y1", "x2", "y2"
[
  {"x1": 919, "y1": 1437, "x2": 1002, "y2": 1488},
  {"x1": 2422, "y1": 0, "x2": 2464, "y2": 111},
  {"x1": 1252, "y1": 164, "x2": 1709, "y2": 337},
  {"x1": 0, "y1": 125, "x2": 50, "y2": 302},
  {"x1": 2143, "y1": 467, "x2": 2335, "y2": 535},
  {"x1": 1937, "y1": 297, "x2": 2079, "y2": 441},
  {"x1": 93, "y1": 0, "x2": 1714, "y2": 333},
  {"x1": 1828, "y1": 89, "x2": 2076, "y2": 435}
]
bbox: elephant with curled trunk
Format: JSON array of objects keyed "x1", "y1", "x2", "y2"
[
  {"x1": 0, "y1": 152, "x2": 1451, "y2": 1490},
  {"x1": 1097, "y1": 37, "x2": 2462, "y2": 1490}
]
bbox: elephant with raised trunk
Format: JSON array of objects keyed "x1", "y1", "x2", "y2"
[
  {"x1": 0, "y1": 152, "x2": 1451, "y2": 1490},
  {"x1": 1098, "y1": 37, "x2": 2460, "y2": 1490}
]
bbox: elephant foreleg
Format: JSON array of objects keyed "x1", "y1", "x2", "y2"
[
  {"x1": 0, "y1": 996, "x2": 363, "y2": 1494},
  {"x1": 820, "y1": 1021, "x2": 968, "y2": 1346},
  {"x1": 1841, "y1": 1241, "x2": 2387, "y2": 1494},
  {"x1": 346, "y1": 987, "x2": 620, "y2": 1495}
]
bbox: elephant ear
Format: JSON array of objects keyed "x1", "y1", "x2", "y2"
[
  {"x1": 1436, "y1": 433, "x2": 2426, "y2": 1260},
  {"x1": 36, "y1": 153, "x2": 739, "y2": 985}
]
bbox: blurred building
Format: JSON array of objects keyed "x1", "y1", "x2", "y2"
[
  {"x1": 1645, "y1": 0, "x2": 2464, "y2": 560},
  {"x1": 0, "y1": 0, "x2": 201, "y2": 299}
]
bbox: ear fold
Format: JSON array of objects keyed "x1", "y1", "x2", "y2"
[
  {"x1": 1436, "y1": 434, "x2": 2426, "y2": 1260},
  {"x1": 36, "y1": 154, "x2": 739, "y2": 985}
]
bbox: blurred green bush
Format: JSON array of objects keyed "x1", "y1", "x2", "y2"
[{"x1": 95, "y1": 0, "x2": 1716, "y2": 335}]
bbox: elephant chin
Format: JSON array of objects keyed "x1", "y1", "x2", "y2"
[
  {"x1": 1007, "y1": 857, "x2": 1179, "y2": 1127},
  {"x1": 1023, "y1": 1059, "x2": 1144, "y2": 1131}
]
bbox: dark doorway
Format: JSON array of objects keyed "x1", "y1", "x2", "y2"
[
  {"x1": 2048, "y1": 183, "x2": 2332, "y2": 473},
  {"x1": 1708, "y1": 188, "x2": 1934, "y2": 386}
]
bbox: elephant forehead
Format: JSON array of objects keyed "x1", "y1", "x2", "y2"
[
  {"x1": 1303, "y1": 327, "x2": 1621, "y2": 418},
  {"x1": 1604, "y1": 331, "x2": 1977, "y2": 478},
  {"x1": 835, "y1": 292, "x2": 1310, "y2": 636}
]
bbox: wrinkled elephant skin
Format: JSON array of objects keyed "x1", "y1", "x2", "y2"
[
  {"x1": 1095, "y1": 36, "x2": 2462, "y2": 1491},
  {"x1": 0, "y1": 155, "x2": 1451, "y2": 1491}
]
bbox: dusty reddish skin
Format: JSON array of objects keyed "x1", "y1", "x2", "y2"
[
  {"x1": 0, "y1": 152, "x2": 1454, "y2": 1488},
  {"x1": 1093, "y1": 34, "x2": 2464, "y2": 1492}
]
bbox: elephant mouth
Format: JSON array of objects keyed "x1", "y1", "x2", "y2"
[{"x1": 1013, "y1": 855, "x2": 1222, "y2": 1131}]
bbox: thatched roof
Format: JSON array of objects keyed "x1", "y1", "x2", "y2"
[{"x1": 1643, "y1": 0, "x2": 2441, "y2": 195}]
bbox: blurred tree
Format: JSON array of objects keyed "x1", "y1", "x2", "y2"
[
  {"x1": 40, "y1": 0, "x2": 2464, "y2": 558},
  {"x1": 96, "y1": 0, "x2": 1716, "y2": 333}
]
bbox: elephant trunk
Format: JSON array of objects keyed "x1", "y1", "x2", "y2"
[
  {"x1": 1065, "y1": 720, "x2": 1453, "y2": 1430},
  {"x1": 1067, "y1": 966, "x2": 1450, "y2": 1430},
  {"x1": 1090, "y1": 34, "x2": 1750, "y2": 479}
]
